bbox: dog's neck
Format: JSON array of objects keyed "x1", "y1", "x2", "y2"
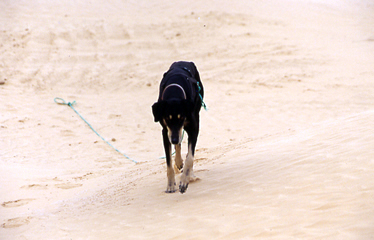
[{"x1": 161, "y1": 84, "x2": 186, "y2": 100}]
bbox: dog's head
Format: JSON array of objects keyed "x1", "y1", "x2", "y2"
[{"x1": 152, "y1": 99, "x2": 194, "y2": 144}]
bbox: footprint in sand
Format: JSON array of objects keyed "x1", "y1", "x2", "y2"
[
  {"x1": 60, "y1": 129, "x2": 75, "y2": 136},
  {"x1": 2, "y1": 217, "x2": 32, "y2": 228},
  {"x1": 55, "y1": 183, "x2": 83, "y2": 189},
  {"x1": 1, "y1": 199, "x2": 36, "y2": 208},
  {"x1": 21, "y1": 184, "x2": 49, "y2": 190}
]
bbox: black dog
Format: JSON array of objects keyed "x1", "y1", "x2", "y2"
[{"x1": 152, "y1": 61, "x2": 204, "y2": 193}]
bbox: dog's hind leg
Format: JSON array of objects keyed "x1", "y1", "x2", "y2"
[
  {"x1": 174, "y1": 143, "x2": 183, "y2": 173},
  {"x1": 163, "y1": 129, "x2": 176, "y2": 193}
]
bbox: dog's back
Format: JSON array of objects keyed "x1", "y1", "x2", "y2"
[{"x1": 158, "y1": 61, "x2": 203, "y2": 105}]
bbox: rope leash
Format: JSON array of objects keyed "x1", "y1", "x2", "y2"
[
  {"x1": 54, "y1": 97, "x2": 138, "y2": 164},
  {"x1": 197, "y1": 82, "x2": 208, "y2": 111},
  {"x1": 182, "y1": 67, "x2": 207, "y2": 111}
]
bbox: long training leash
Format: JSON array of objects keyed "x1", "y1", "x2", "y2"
[
  {"x1": 54, "y1": 86, "x2": 207, "y2": 163},
  {"x1": 54, "y1": 97, "x2": 138, "y2": 164}
]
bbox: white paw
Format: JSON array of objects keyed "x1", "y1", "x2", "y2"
[
  {"x1": 166, "y1": 179, "x2": 176, "y2": 193},
  {"x1": 179, "y1": 173, "x2": 189, "y2": 194}
]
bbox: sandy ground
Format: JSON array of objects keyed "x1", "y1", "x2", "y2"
[{"x1": 1, "y1": 0, "x2": 374, "y2": 239}]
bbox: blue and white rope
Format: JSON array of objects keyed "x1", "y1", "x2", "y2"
[{"x1": 54, "y1": 97, "x2": 137, "y2": 164}]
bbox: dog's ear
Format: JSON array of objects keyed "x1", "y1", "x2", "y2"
[{"x1": 152, "y1": 102, "x2": 163, "y2": 122}]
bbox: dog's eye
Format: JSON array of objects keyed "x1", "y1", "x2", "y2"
[
  {"x1": 169, "y1": 115, "x2": 172, "y2": 120},
  {"x1": 177, "y1": 114, "x2": 181, "y2": 119}
]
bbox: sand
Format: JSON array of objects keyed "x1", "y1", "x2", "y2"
[{"x1": 1, "y1": 0, "x2": 374, "y2": 239}]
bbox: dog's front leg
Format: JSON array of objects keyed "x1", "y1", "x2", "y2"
[
  {"x1": 174, "y1": 143, "x2": 183, "y2": 173},
  {"x1": 163, "y1": 128, "x2": 176, "y2": 193},
  {"x1": 179, "y1": 130, "x2": 197, "y2": 193},
  {"x1": 179, "y1": 143, "x2": 193, "y2": 193}
]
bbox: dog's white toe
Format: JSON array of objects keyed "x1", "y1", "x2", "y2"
[
  {"x1": 179, "y1": 182, "x2": 188, "y2": 193},
  {"x1": 166, "y1": 182, "x2": 177, "y2": 193},
  {"x1": 179, "y1": 174, "x2": 189, "y2": 194}
]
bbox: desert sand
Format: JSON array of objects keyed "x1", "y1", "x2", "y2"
[{"x1": 1, "y1": 0, "x2": 374, "y2": 239}]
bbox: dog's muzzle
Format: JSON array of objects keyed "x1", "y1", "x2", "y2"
[{"x1": 168, "y1": 127, "x2": 183, "y2": 145}]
